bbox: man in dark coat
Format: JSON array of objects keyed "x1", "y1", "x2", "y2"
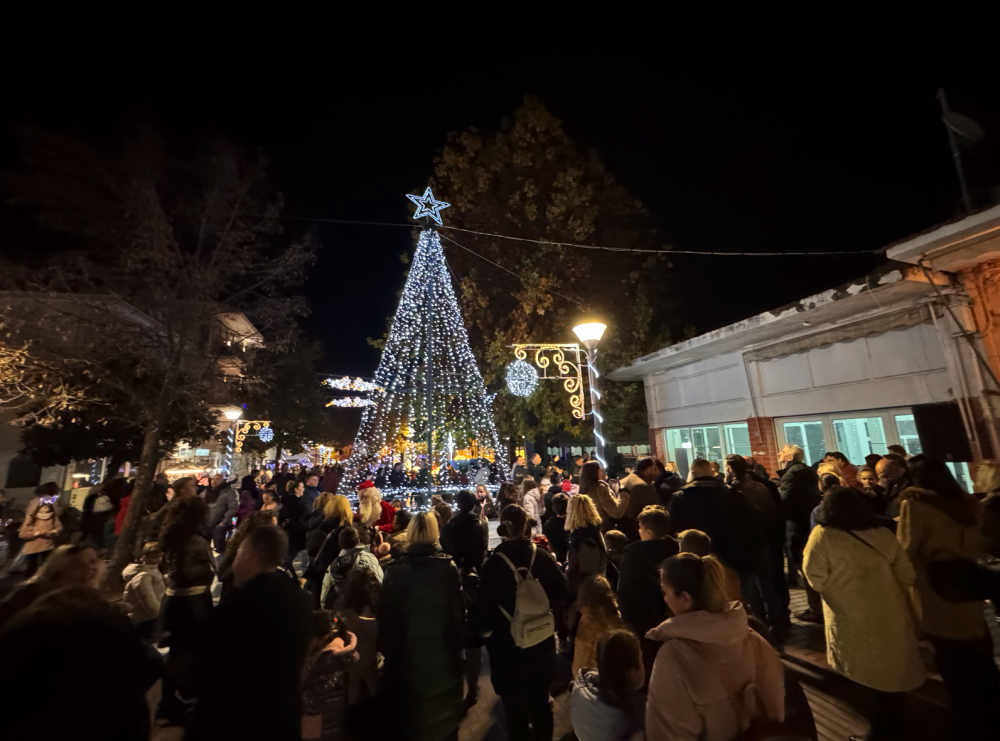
[
  {"x1": 876, "y1": 454, "x2": 912, "y2": 519},
  {"x1": 616, "y1": 505, "x2": 678, "y2": 683},
  {"x1": 669, "y1": 459, "x2": 760, "y2": 579},
  {"x1": 618, "y1": 457, "x2": 662, "y2": 541},
  {"x1": 379, "y1": 517, "x2": 464, "y2": 741},
  {"x1": 278, "y1": 480, "x2": 310, "y2": 572},
  {"x1": 240, "y1": 469, "x2": 261, "y2": 508},
  {"x1": 186, "y1": 526, "x2": 313, "y2": 741},
  {"x1": 202, "y1": 474, "x2": 239, "y2": 553},
  {"x1": 529, "y1": 453, "x2": 546, "y2": 481},
  {"x1": 440, "y1": 490, "x2": 488, "y2": 572},
  {"x1": 777, "y1": 445, "x2": 822, "y2": 590}
]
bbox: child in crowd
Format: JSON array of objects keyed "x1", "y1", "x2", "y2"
[
  {"x1": 121, "y1": 542, "x2": 166, "y2": 639},
  {"x1": 678, "y1": 529, "x2": 743, "y2": 605},
  {"x1": 301, "y1": 610, "x2": 358, "y2": 741},
  {"x1": 570, "y1": 628, "x2": 646, "y2": 741},
  {"x1": 573, "y1": 574, "x2": 625, "y2": 678},
  {"x1": 335, "y1": 569, "x2": 381, "y2": 706}
]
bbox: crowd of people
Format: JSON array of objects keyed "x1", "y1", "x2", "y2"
[{"x1": 1, "y1": 448, "x2": 999, "y2": 741}]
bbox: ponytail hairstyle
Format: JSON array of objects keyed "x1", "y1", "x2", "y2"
[
  {"x1": 596, "y1": 629, "x2": 641, "y2": 713},
  {"x1": 660, "y1": 552, "x2": 729, "y2": 613},
  {"x1": 497, "y1": 504, "x2": 528, "y2": 539}
]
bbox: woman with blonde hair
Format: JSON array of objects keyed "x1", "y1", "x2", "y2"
[
  {"x1": 379, "y1": 511, "x2": 463, "y2": 740},
  {"x1": 566, "y1": 495, "x2": 608, "y2": 629},
  {"x1": 646, "y1": 553, "x2": 785, "y2": 740},
  {"x1": 579, "y1": 461, "x2": 629, "y2": 533},
  {"x1": 304, "y1": 494, "x2": 354, "y2": 607}
]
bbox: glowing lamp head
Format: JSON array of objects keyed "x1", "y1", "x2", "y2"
[
  {"x1": 223, "y1": 409, "x2": 243, "y2": 421},
  {"x1": 573, "y1": 321, "x2": 607, "y2": 350}
]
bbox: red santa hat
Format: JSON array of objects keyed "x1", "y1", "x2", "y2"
[{"x1": 358, "y1": 480, "x2": 375, "y2": 490}]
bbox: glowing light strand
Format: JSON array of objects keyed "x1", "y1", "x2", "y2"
[{"x1": 338, "y1": 227, "x2": 505, "y2": 492}]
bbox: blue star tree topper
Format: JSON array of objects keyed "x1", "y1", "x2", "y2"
[{"x1": 407, "y1": 187, "x2": 451, "y2": 225}]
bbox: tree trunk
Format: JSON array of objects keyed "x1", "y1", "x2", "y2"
[
  {"x1": 104, "y1": 425, "x2": 161, "y2": 592},
  {"x1": 105, "y1": 453, "x2": 128, "y2": 483}
]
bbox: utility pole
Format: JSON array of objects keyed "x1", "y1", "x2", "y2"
[{"x1": 938, "y1": 88, "x2": 974, "y2": 215}]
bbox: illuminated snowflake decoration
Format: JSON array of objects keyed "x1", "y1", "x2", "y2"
[
  {"x1": 506, "y1": 359, "x2": 539, "y2": 397},
  {"x1": 258, "y1": 426, "x2": 274, "y2": 443},
  {"x1": 406, "y1": 187, "x2": 451, "y2": 225}
]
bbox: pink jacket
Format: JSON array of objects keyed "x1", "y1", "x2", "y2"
[{"x1": 645, "y1": 603, "x2": 784, "y2": 741}]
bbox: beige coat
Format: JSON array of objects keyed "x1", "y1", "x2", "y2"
[
  {"x1": 619, "y1": 473, "x2": 658, "y2": 520},
  {"x1": 804, "y1": 525, "x2": 926, "y2": 692},
  {"x1": 897, "y1": 494, "x2": 988, "y2": 640},
  {"x1": 645, "y1": 603, "x2": 784, "y2": 741},
  {"x1": 19, "y1": 514, "x2": 61, "y2": 555},
  {"x1": 585, "y1": 481, "x2": 629, "y2": 531}
]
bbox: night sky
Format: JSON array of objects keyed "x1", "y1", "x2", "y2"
[{"x1": 3, "y1": 10, "x2": 998, "y2": 378}]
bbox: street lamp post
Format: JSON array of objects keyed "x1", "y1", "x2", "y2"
[
  {"x1": 223, "y1": 408, "x2": 243, "y2": 476},
  {"x1": 572, "y1": 321, "x2": 608, "y2": 468}
]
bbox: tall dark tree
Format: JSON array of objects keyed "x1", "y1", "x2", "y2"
[
  {"x1": 430, "y1": 97, "x2": 676, "y2": 444},
  {"x1": 1, "y1": 127, "x2": 315, "y2": 586}
]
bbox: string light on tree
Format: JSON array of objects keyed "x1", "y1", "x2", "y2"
[
  {"x1": 338, "y1": 188, "x2": 504, "y2": 493},
  {"x1": 505, "y1": 358, "x2": 539, "y2": 397},
  {"x1": 327, "y1": 397, "x2": 376, "y2": 408},
  {"x1": 324, "y1": 376, "x2": 384, "y2": 393}
]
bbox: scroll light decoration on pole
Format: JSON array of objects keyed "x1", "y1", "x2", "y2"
[
  {"x1": 508, "y1": 344, "x2": 585, "y2": 420},
  {"x1": 234, "y1": 421, "x2": 273, "y2": 453}
]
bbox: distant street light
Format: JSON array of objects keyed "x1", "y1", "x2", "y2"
[
  {"x1": 223, "y1": 408, "x2": 243, "y2": 474},
  {"x1": 573, "y1": 321, "x2": 608, "y2": 468}
]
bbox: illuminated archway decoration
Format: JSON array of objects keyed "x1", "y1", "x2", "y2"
[
  {"x1": 510, "y1": 343, "x2": 585, "y2": 420},
  {"x1": 234, "y1": 420, "x2": 273, "y2": 453}
]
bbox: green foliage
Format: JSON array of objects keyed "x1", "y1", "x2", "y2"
[
  {"x1": 239, "y1": 344, "x2": 359, "y2": 457},
  {"x1": 430, "y1": 97, "x2": 676, "y2": 442}
]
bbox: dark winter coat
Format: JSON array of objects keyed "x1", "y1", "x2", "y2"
[
  {"x1": 542, "y1": 515, "x2": 570, "y2": 563},
  {"x1": 279, "y1": 493, "x2": 310, "y2": 553},
  {"x1": 654, "y1": 470, "x2": 685, "y2": 509},
  {"x1": 616, "y1": 536, "x2": 679, "y2": 637},
  {"x1": 884, "y1": 474, "x2": 914, "y2": 520},
  {"x1": 567, "y1": 525, "x2": 608, "y2": 602},
  {"x1": 777, "y1": 462, "x2": 822, "y2": 534},
  {"x1": 670, "y1": 477, "x2": 761, "y2": 578},
  {"x1": 162, "y1": 534, "x2": 215, "y2": 590},
  {"x1": 475, "y1": 539, "x2": 567, "y2": 695},
  {"x1": 733, "y1": 476, "x2": 785, "y2": 549},
  {"x1": 186, "y1": 571, "x2": 313, "y2": 741},
  {"x1": 440, "y1": 512, "x2": 488, "y2": 573},
  {"x1": 378, "y1": 543, "x2": 464, "y2": 741},
  {"x1": 543, "y1": 484, "x2": 563, "y2": 523},
  {"x1": 203, "y1": 484, "x2": 239, "y2": 531}
]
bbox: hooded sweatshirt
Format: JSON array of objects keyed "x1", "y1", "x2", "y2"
[
  {"x1": 570, "y1": 668, "x2": 645, "y2": 741},
  {"x1": 645, "y1": 603, "x2": 784, "y2": 741},
  {"x1": 122, "y1": 562, "x2": 166, "y2": 624}
]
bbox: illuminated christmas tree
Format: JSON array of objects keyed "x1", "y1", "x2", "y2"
[{"x1": 340, "y1": 188, "x2": 504, "y2": 492}]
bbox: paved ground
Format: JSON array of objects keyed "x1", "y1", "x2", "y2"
[{"x1": 150, "y1": 584, "x2": 1000, "y2": 740}]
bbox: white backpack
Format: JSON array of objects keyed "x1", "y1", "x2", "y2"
[{"x1": 496, "y1": 544, "x2": 555, "y2": 648}]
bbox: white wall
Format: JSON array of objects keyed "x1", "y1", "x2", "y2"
[{"x1": 645, "y1": 323, "x2": 954, "y2": 430}]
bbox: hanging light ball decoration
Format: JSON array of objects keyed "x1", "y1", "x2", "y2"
[
  {"x1": 258, "y1": 426, "x2": 275, "y2": 443},
  {"x1": 506, "y1": 359, "x2": 539, "y2": 397}
]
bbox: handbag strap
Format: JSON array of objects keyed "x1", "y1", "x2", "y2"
[{"x1": 845, "y1": 529, "x2": 880, "y2": 556}]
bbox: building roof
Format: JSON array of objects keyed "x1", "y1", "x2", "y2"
[
  {"x1": 608, "y1": 265, "x2": 945, "y2": 381},
  {"x1": 885, "y1": 202, "x2": 1000, "y2": 272}
]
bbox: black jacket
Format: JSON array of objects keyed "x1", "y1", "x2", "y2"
[
  {"x1": 278, "y1": 493, "x2": 310, "y2": 553},
  {"x1": 669, "y1": 477, "x2": 760, "y2": 577},
  {"x1": 440, "y1": 512, "x2": 488, "y2": 573},
  {"x1": 475, "y1": 539, "x2": 566, "y2": 695},
  {"x1": 616, "y1": 537, "x2": 678, "y2": 637},
  {"x1": 542, "y1": 515, "x2": 570, "y2": 563},
  {"x1": 543, "y1": 485, "x2": 563, "y2": 523},
  {"x1": 777, "y1": 462, "x2": 822, "y2": 532},
  {"x1": 378, "y1": 543, "x2": 464, "y2": 741},
  {"x1": 884, "y1": 474, "x2": 914, "y2": 520},
  {"x1": 187, "y1": 571, "x2": 313, "y2": 741},
  {"x1": 654, "y1": 470, "x2": 684, "y2": 508},
  {"x1": 566, "y1": 524, "x2": 608, "y2": 601}
]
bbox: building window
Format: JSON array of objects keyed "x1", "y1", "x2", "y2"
[
  {"x1": 663, "y1": 422, "x2": 748, "y2": 480},
  {"x1": 782, "y1": 420, "x2": 827, "y2": 465},
  {"x1": 832, "y1": 417, "x2": 888, "y2": 464},
  {"x1": 893, "y1": 414, "x2": 922, "y2": 455},
  {"x1": 723, "y1": 423, "x2": 751, "y2": 458}
]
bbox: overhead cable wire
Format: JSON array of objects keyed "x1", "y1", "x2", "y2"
[{"x1": 254, "y1": 213, "x2": 882, "y2": 257}]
